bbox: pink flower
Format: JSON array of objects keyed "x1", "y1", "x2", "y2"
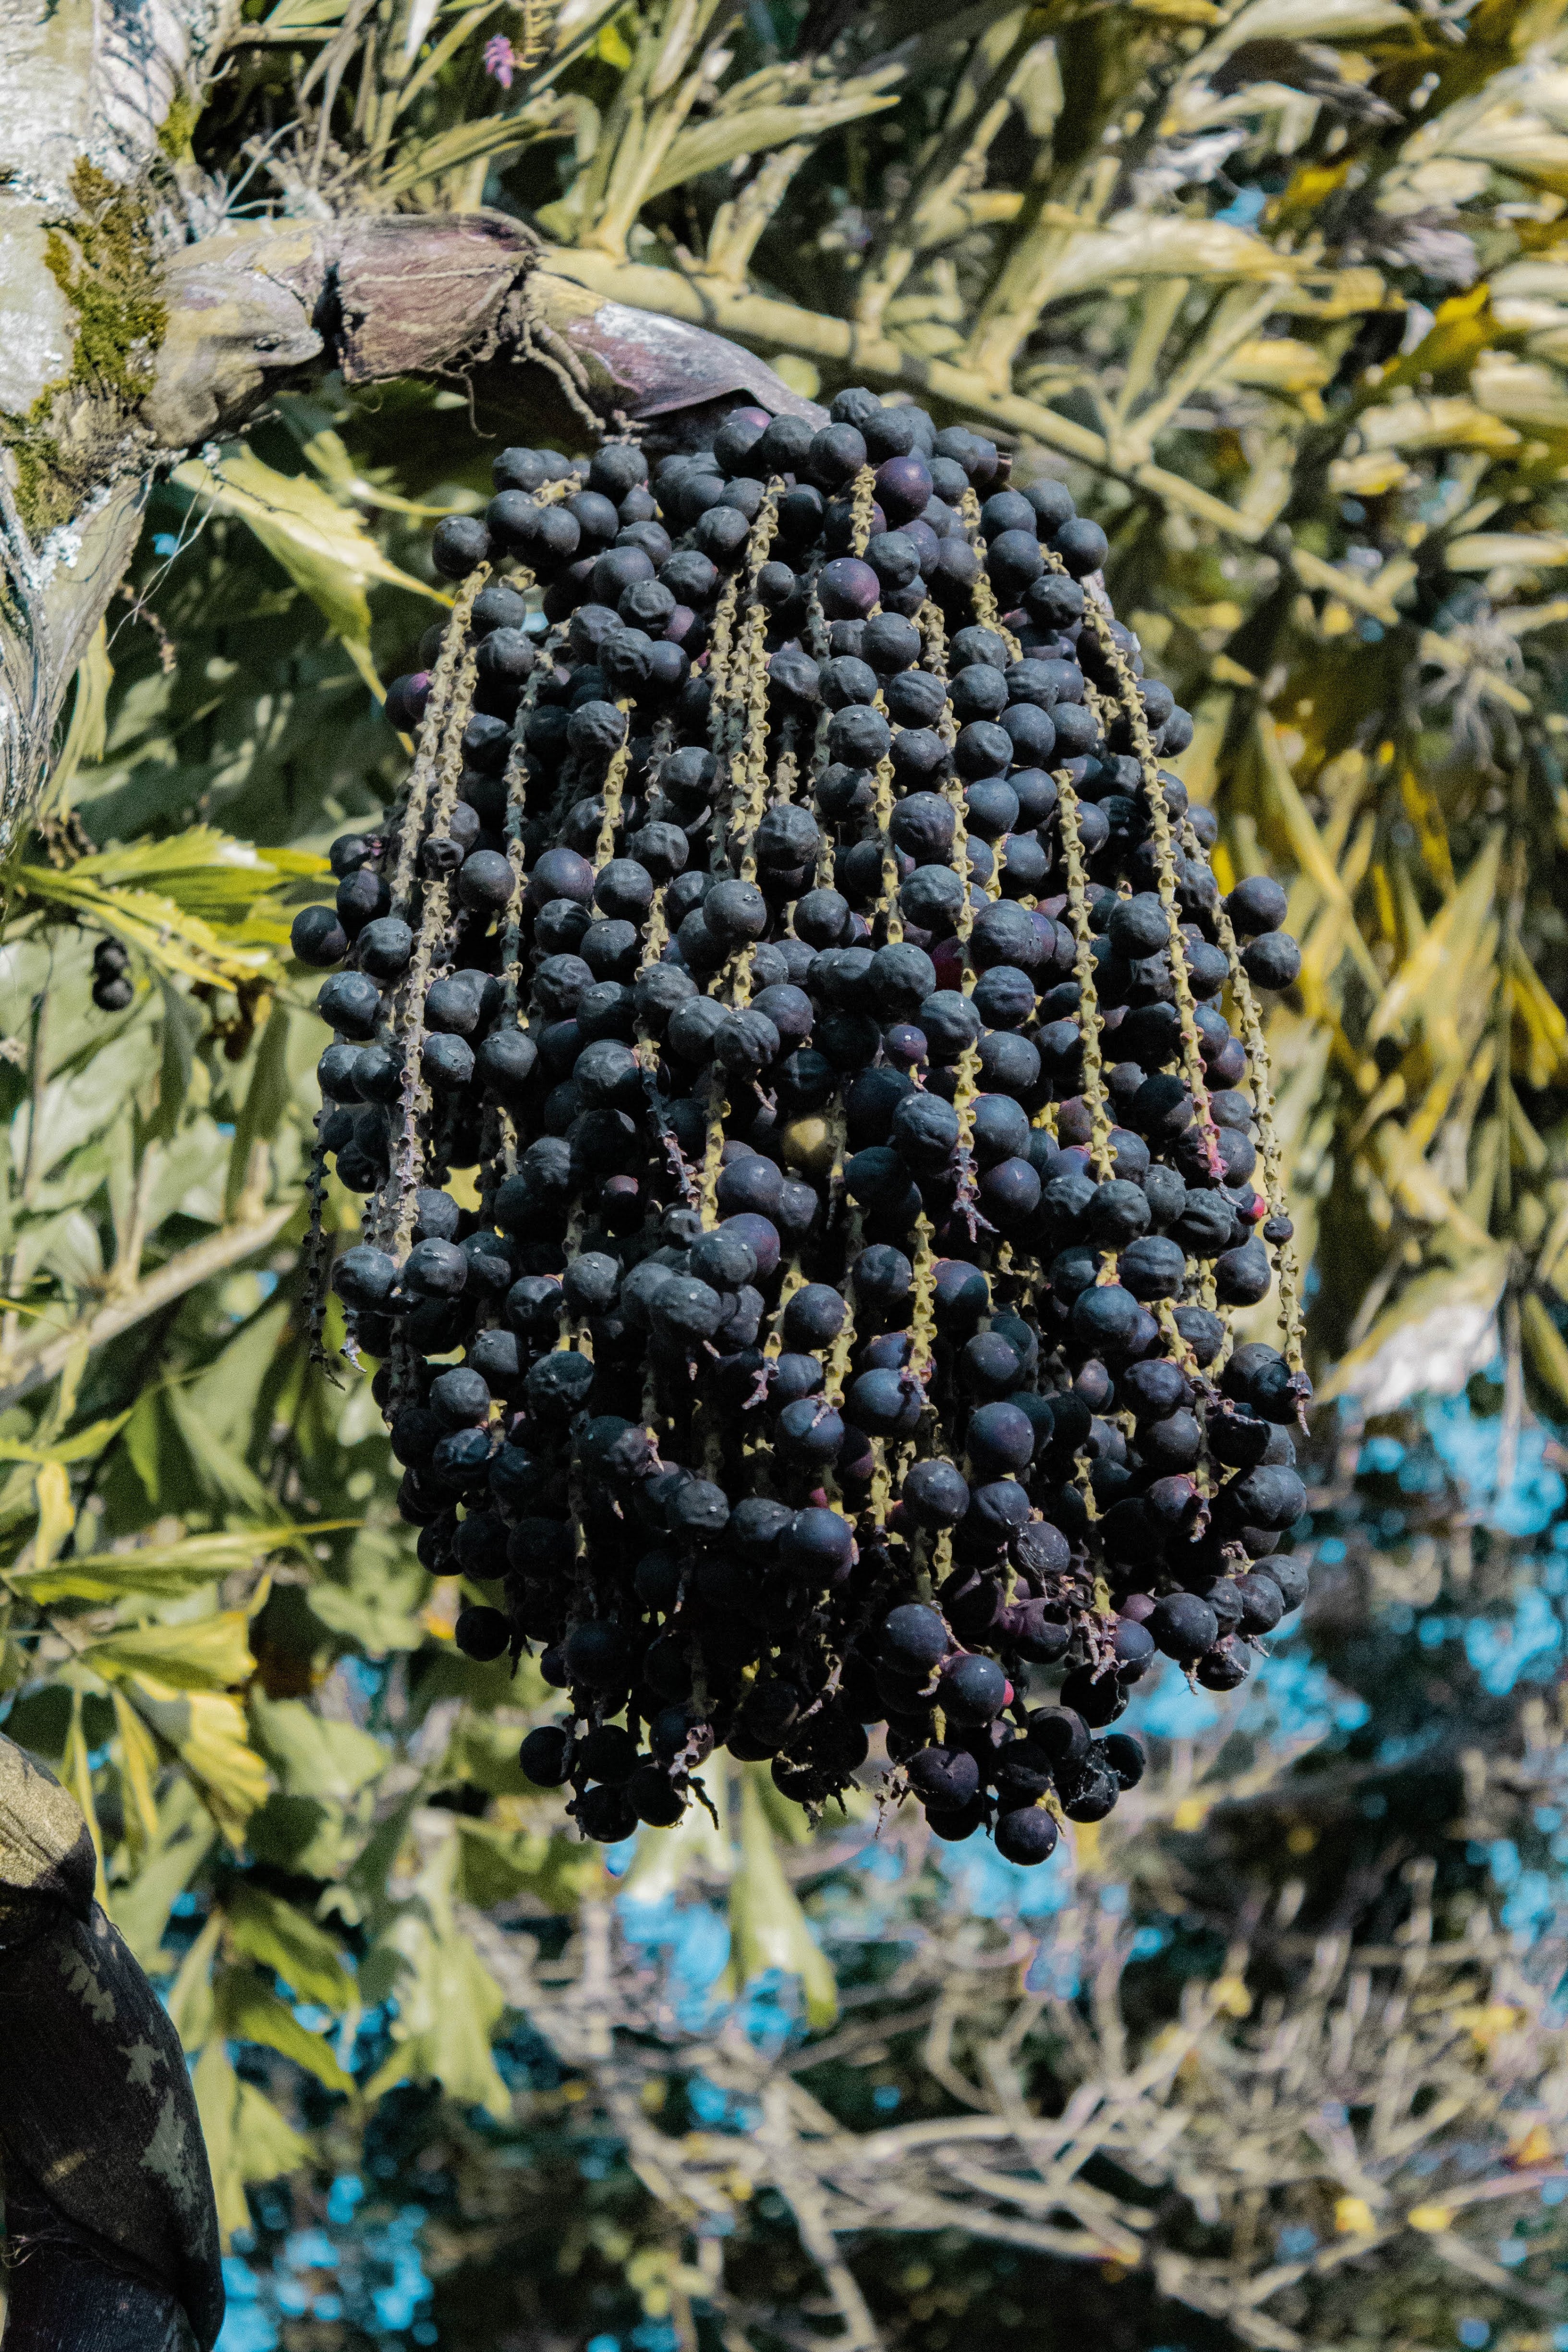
[{"x1": 483, "y1": 31, "x2": 515, "y2": 88}]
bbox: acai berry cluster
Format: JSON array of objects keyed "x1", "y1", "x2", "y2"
[{"x1": 293, "y1": 387, "x2": 1310, "y2": 1865}]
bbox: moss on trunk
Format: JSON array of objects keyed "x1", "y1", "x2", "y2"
[{"x1": 3, "y1": 162, "x2": 169, "y2": 537}]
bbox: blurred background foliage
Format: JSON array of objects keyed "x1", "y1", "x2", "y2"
[{"x1": 8, "y1": 0, "x2": 1568, "y2": 2344}]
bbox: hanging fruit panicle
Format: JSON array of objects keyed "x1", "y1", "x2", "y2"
[{"x1": 297, "y1": 399, "x2": 1310, "y2": 1863}]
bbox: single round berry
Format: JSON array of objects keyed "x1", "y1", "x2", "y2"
[
  {"x1": 292, "y1": 905, "x2": 349, "y2": 968},
  {"x1": 994, "y1": 1807, "x2": 1059, "y2": 1867},
  {"x1": 520, "y1": 1726, "x2": 571, "y2": 1786},
  {"x1": 455, "y1": 1605, "x2": 510, "y2": 1661}
]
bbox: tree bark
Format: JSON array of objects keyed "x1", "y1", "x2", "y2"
[{"x1": 0, "y1": 0, "x2": 821, "y2": 851}]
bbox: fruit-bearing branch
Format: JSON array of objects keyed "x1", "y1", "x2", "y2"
[{"x1": 0, "y1": 0, "x2": 818, "y2": 847}]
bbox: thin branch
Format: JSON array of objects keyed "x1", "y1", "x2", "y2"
[
  {"x1": 438, "y1": 1855, "x2": 1568, "y2": 2352},
  {"x1": 0, "y1": 1203, "x2": 297, "y2": 1411},
  {"x1": 543, "y1": 247, "x2": 1270, "y2": 545}
]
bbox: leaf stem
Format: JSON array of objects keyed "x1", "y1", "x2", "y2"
[{"x1": 0, "y1": 1203, "x2": 297, "y2": 1414}]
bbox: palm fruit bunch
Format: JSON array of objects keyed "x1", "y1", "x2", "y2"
[{"x1": 296, "y1": 391, "x2": 1311, "y2": 1865}]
